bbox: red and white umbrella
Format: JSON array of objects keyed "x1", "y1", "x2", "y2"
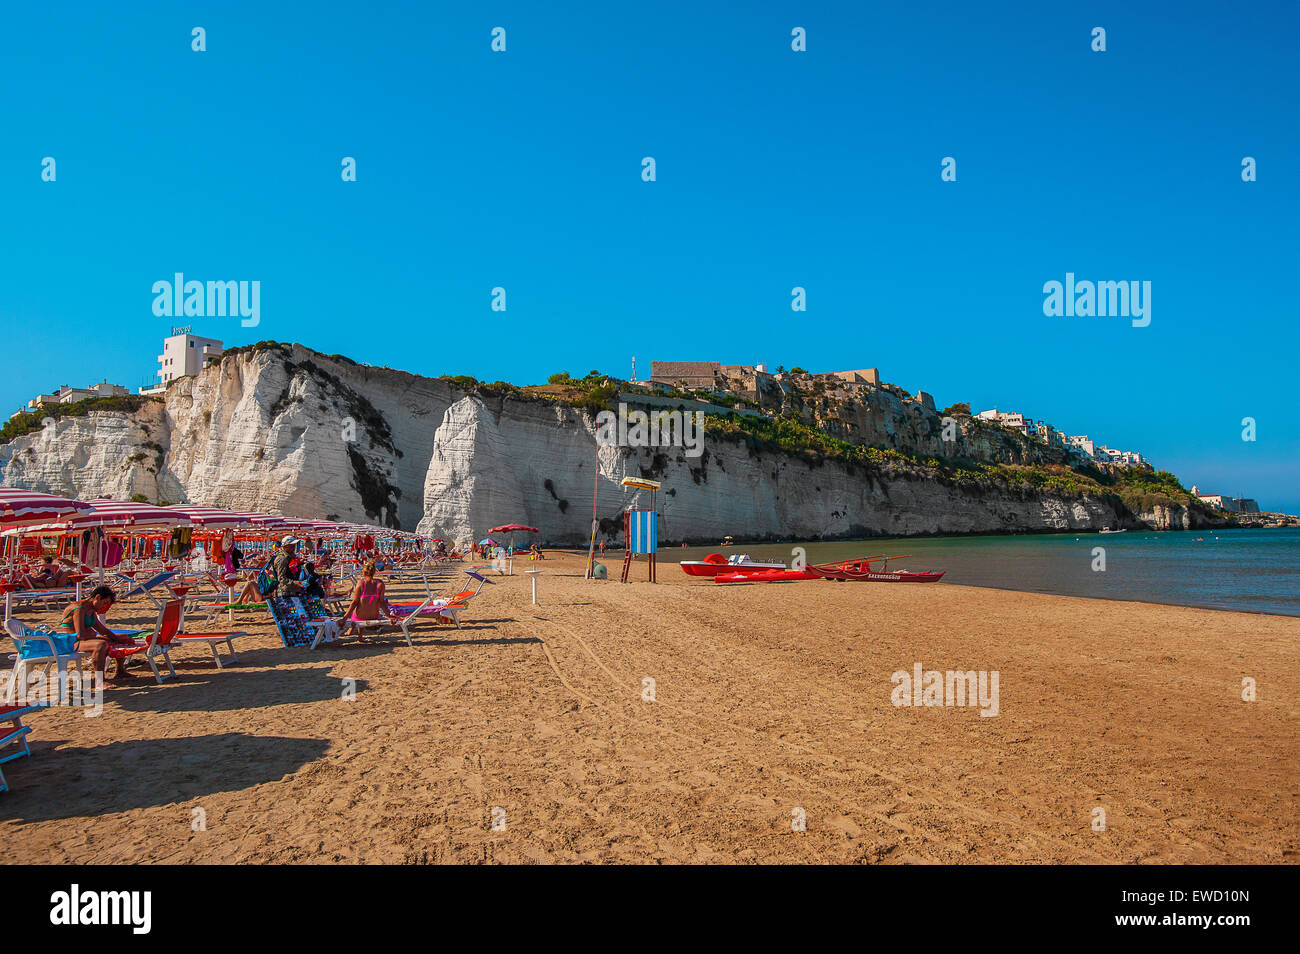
[
  {"x1": 164, "y1": 505, "x2": 253, "y2": 528},
  {"x1": 0, "y1": 488, "x2": 96, "y2": 528},
  {"x1": 6, "y1": 499, "x2": 192, "y2": 534},
  {"x1": 78, "y1": 499, "x2": 193, "y2": 529}
]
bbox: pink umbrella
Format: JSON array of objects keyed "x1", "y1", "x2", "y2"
[
  {"x1": 487, "y1": 524, "x2": 539, "y2": 555},
  {"x1": 76, "y1": 499, "x2": 193, "y2": 529}
]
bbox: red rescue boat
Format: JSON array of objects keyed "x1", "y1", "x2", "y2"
[
  {"x1": 680, "y1": 553, "x2": 786, "y2": 577},
  {"x1": 808, "y1": 556, "x2": 945, "y2": 583}
]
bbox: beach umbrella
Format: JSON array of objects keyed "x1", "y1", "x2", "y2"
[
  {"x1": 77, "y1": 499, "x2": 193, "y2": 529},
  {"x1": 488, "y1": 523, "x2": 538, "y2": 553},
  {"x1": 164, "y1": 505, "x2": 252, "y2": 528},
  {"x1": 0, "y1": 488, "x2": 95, "y2": 528},
  {"x1": 0, "y1": 490, "x2": 97, "y2": 580},
  {"x1": 76, "y1": 500, "x2": 197, "y2": 579}
]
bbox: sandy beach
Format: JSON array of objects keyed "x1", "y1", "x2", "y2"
[{"x1": 2, "y1": 551, "x2": 1296, "y2": 864}]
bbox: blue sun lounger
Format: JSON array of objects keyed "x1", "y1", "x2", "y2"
[
  {"x1": 113, "y1": 570, "x2": 181, "y2": 610},
  {"x1": 0, "y1": 702, "x2": 46, "y2": 793}
]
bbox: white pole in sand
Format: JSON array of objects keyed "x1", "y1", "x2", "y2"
[{"x1": 526, "y1": 569, "x2": 542, "y2": 605}]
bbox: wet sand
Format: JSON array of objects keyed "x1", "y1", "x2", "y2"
[{"x1": 2, "y1": 551, "x2": 1296, "y2": 864}]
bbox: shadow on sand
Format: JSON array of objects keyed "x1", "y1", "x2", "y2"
[
  {"x1": 5, "y1": 731, "x2": 331, "y2": 823},
  {"x1": 108, "y1": 666, "x2": 370, "y2": 713}
]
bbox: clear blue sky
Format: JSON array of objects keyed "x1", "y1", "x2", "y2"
[{"x1": 2, "y1": 1, "x2": 1296, "y2": 510}]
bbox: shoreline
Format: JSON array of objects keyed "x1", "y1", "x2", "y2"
[{"x1": 564, "y1": 533, "x2": 1300, "y2": 619}]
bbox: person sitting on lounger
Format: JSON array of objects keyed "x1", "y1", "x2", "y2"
[
  {"x1": 235, "y1": 537, "x2": 305, "y2": 603},
  {"x1": 57, "y1": 585, "x2": 137, "y2": 682},
  {"x1": 22, "y1": 556, "x2": 71, "y2": 589},
  {"x1": 299, "y1": 561, "x2": 328, "y2": 599},
  {"x1": 339, "y1": 560, "x2": 397, "y2": 635}
]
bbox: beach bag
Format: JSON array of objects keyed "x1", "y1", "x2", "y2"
[
  {"x1": 17, "y1": 625, "x2": 78, "y2": 659},
  {"x1": 256, "y1": 566, "x2": 278, "y2": 597}
]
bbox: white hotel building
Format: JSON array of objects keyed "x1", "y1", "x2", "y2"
[{"x1": 139, "y1": 330, "x2": 223, "y2": 395}]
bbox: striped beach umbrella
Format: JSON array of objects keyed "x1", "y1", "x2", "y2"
[
  {"x1": 164, "y1": 505, "x2": 253, "y2": 528},
  {"x1": 78, "y1": 499, "x2": 194, "y2": 529},
  {"x1": 0, "y1": 488, "x2": 95, "y2": 528},
  {"x1": 7, "y1": 499, "x2": 193, "y2": 534}
]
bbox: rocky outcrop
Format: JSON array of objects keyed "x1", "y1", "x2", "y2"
[
  {"x1": 0, "y1": 343, "x2": 1224, "y2": 542},
  {"x1": 0, "y1": 400, "x2": 181, "y2": 504}
]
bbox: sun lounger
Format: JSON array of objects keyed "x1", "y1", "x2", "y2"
[
  {"x1": 3, "y1": 587, "x2": 79, "y2": 620},
  {"x1": 326, "y1": 612, "x2": 411, "y2": 648},
  {"x1": 113, "y1": 570, "x2": 181, "y2": 610},
  {"x1": 0, "y1": 702, "x2": 46, "y2": 793},
  {"x1": 112, "y1": 599, "x2": 246, "y2": 682},
  {"x1": 386, "y1": 569, "x2": 494, "y2": 636},
  {"x1": 200, "y1": 601, "x2": 267, "y2": 626}
]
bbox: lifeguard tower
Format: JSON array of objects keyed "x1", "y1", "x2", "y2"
[{"x1": 619, "y1": 477, "x2": 660, "y2": 583}]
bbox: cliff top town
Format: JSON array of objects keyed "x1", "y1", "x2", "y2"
[{"x1": 636, "y1": 360, "x2": 1266, "y2": 515}]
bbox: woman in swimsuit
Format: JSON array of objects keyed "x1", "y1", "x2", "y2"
[
  {"x1": 339, "y1": 560, "x2": 397, "y2": 636},
  {"x1": 57, "y1": 585, "x2": 137, "y2": 681},
  {"x1": 23, "y1": 556, "x2": 71, "y2": 589}
]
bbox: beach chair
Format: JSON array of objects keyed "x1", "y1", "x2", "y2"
[
  {"x1": 0, "y1": 702, "x2": 46, "y2": 793},
  {"x1": 113, "y1": 570, "x2": 181, "y2": 610},
  {"x1": 388, "y1": 570, "x2": 494, "y2": 636},
  {"x1": 111, "y1": 599, "x2": 246, "y2": 682},
  {"x1": 325, "y1": 613, "x2": 410, "y2": 648},
  {"x1": 200, "y1": 600, "x2": 265, "y2": 626},
  {"x1": 3, "y1": 619, "x2": 86, "y2": 705},
  {"x1": 3, "y1": 587, "x2": 79, "y2": 620}
]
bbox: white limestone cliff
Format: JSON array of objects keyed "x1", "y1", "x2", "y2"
[{"x1": 1, "y1": 342, "x2": 1202, "y2": 541}]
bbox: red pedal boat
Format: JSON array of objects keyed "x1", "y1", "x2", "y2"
[{"x1": 808, "y1": 557, "x2": 945, "y2": 583}]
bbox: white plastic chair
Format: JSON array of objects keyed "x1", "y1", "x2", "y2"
[{"x1": 3, "y1": 619, "x2": 86, "y2": 705}]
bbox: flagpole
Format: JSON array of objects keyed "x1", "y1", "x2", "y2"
[{"x1": 585, "y1": 440, "x2": 599, "y2": 579}]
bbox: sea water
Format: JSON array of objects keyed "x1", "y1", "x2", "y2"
[{"x1": 668, "y1": 527, "x2": 1300, "y2": 617}]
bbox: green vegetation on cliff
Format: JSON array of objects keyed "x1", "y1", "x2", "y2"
[
  {"x1": 0, "y1": 396, "x2": 162, "y2": 444},
  {"x1": 701, "y1": 411, "x2": 1207, "y2": 517}
]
